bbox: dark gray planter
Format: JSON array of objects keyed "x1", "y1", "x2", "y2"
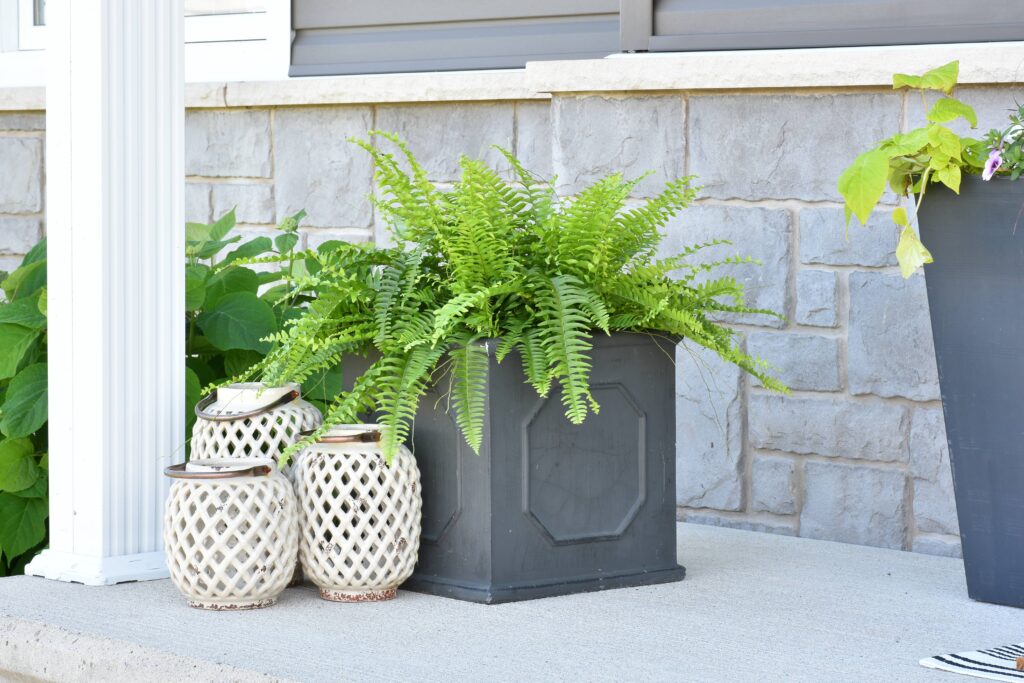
[
  {"x1": 919, "y1": 174, "x2": 1024, "y2": 608},
  {"x1": 399, "y1": 332, "x2": 684, "y2": 603}
]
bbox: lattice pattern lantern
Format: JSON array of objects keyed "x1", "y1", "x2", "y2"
[
  {"x1": 191, "y1": 382, "x2": 323, "y2": 475},
  {"x1": 163, "y1": 458, "x2": 299, "y2": 610},
  {"x1": 295, "y1": 425, "x2": 422, "y2": 602}
]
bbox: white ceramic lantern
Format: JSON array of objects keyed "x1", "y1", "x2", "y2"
[
  {"x1": 190, "y1": 382, "x2": 323, "y2": 473},
  {"x1": 295, "y1": 425, "x2": 423, "y2": 602},
  {"x1": 163, "y1": 458, "x2": 299, "y2": 610}
]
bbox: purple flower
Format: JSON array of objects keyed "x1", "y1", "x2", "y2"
[{"x1": 983, "y1": 148, "x2": 1003, "y2": 181}]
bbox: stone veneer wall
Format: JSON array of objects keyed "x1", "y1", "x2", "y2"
[{"x1": 2, "y1": 84, "x2": 1021, "y2": 557}]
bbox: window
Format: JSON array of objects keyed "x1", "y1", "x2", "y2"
[{"x1": 0, "y1": 0, "x2": 289, "y2": 85}]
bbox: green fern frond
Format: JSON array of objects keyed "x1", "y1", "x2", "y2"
[{"x1": 448, "y1": 336, "x2": 489, "y2": 453}]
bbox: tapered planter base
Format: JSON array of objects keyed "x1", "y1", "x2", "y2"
[{"x1": 920, "y1": 175, "x2": 1024, "y2": 608}]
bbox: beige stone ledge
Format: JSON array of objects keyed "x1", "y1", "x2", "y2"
[
  {"x1": 529, "y1": 41, "x2": 1024, "y2": 93},
  {"x1": 3, "y1": 41, "x2": 1022, "y2": 112},
  {"x1": 0, "y1": 87, "x2": 43, "y2": 111}
]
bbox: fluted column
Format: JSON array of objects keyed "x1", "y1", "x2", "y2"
[{"x1": 26, "y1": 0, "x2": 184, "y2": 585}]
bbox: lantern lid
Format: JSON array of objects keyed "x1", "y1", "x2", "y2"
[{"x1": 164, "y1": 457, "x2": 276, "y2": 480}]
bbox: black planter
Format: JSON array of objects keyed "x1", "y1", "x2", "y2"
[
  {"x1": 919, "y1": 174, "x2": 1024, "y2": 608},
  {"x1": 398, "y1": 332, "x2": 684, "y2": 603}
]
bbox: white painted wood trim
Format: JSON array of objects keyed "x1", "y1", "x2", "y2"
[
  {"x1": 26, "y1": 0, "x2": 184, "y2": 585},
  {"x1": 16, "y1": 0, "x2": 45, "y2": 50}
]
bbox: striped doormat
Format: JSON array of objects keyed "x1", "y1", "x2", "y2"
[{"x1": 921, "y1": 644, "x2": 1024, "y2": 681}]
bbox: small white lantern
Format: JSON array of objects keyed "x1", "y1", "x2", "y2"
[
  {"x1": 163, "y1": 458, "x2": 298, "y2": 610},
  {"x1": 295, "y1": 425, "x2": 423, "y2": 602},
  {"x1": 190, "y1": 382, "x2": 323, "y2": 472}
]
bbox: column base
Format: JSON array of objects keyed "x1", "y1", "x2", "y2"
[{"x1": 25, "y1": 550, "x2": 168, "y2": 586}]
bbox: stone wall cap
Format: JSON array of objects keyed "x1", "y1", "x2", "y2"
[{"x1": 3, "y1": 41, "x2": 1021, "y2": 112}]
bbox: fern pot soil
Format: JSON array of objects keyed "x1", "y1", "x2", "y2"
[
  {"x1": 919, "y1": 175, "x2": 1024, "y2": 608},
  {"x1": 386, "y1": 332, "x2": 684, "y2": 604}
]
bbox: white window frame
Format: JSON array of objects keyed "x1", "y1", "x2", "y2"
[
  {"x1": 0, "y1": 0, "x2": 290, "y2": 86},
  {"x1": 17, "y1": 0, "x2": 45, "y2": 50}
]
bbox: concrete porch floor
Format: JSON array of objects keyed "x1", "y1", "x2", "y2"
[{"x1": 0, "y1": 523, "x2": 1019, "y2": 683}]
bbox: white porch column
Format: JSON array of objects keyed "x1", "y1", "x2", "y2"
[{"x1": 26, "y1": 0, "x2": 184, "y2": 584}]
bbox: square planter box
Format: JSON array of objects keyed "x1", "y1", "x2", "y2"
[{"x1": 396, "y1": 332, "x2": 684, "y2": 603}]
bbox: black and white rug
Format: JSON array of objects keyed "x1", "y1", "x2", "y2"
[{"x1": 921, "y1": 643, "x2": 1024, "y2": 681}]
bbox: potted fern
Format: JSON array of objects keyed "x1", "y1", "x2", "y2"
[
  {"x1": 253, "y1": 133, "x2": 782, "y2": 603},
  {"x1": 839, "y1": 62, "x2": 1024, "y2": 608}
]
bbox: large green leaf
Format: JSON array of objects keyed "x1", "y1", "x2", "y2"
[
  {"x1": 927, "y1": 98, "x2": 978, "y2": 127},
  {"x1": 2, "y1": 260, "x2": 46, "y2": 300},
  {"x1": 893, "y1": 61, "x2": 958, "y2": 94},
  {"x1": 185, "y1": 264, "x2": 209, "y2": 312},
  {"x1": 209, "y1": 208, "x2": 237, "y2": 241},
  {"x1": 838, "y1": 149, "x2": 888, "y2": 225},
  {"x1": 223, "y1": 349, "x2": 264, "y2": 378},
  {"x1": 21, "y1": 238, "x2": 46, "y2": 266},
  {"x1": 896, "y1": 225, "x2": 934, "y2": 278},
  {"x1": 0, "y1": 292, "x2": 46, "y2": 329},
  {"x1": 194, "y1": 235, "x2": 241, "y2": 260},
  {"x1": 275, "y1": 233, "x2": 299, "y2": 254},
  {"x1": 927, "y1": 124, "x2": 962, "y2": 160},
  {"x1": 0, "y1": 325, "x2": 40, "y2": 380},
  {"x1": 195, "y1": 292, "x2": 277, "y2": 352},
  {"x1": 9, "y1": 475, "x2": 45, "y2": 499},
  {"x1": 880, "y1": 128, "x2": 929, "y2": 157},
  {"x1": 204, "y1": 267, "x2": 259, "y2": 308},
  {"x1": 301, "y1": 364, "x2": 344, "y2": 402},
  {"x1": 219, "y1": 237, "x2": 273, "y2": 268},
  {"x1": 0, "y1": 438, "x2": 38, "y2": 493},
  {"x1": 0, "y1": 492, "x2": 47, "y2": 559},
  {"x1": 1, "y1": 363, "x2": 47, "y2": 439}
]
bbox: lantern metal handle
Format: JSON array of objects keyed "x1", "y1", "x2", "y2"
[{"x1": 194, "y1": 389, "x2": 300, "y2": 422}]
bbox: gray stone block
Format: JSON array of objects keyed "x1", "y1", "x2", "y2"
[
  {"x1": 909, "y1": 408, "x2": 959, "y2": 536},
  {"x1": 0, "y1": 114, "x2": 44, "y2": 131},
  {"x1": 911, "y1": 534, "x2": 962, "y2": 558},
  {"x1": 552, "y1": 95, "x2": 684, "y2": 197},
  {"x1": 801, "y1": 461, "x2": 908, "y2": 549},
  {"x1": 273, "y1": 107, "x2": 374, "y2": 229},
  {"x1": 0, "y1": 138, "x2": 42, "y2": 213},
  {"x1": 375, "y1": 103, "x2": 514, "y2": 182},
  {"x1": 750, "y1": 455, "x2": 797, "y2": 515},
  {"x1": 795, "y1": 269, "x2": 839, "y2": 328},
  {"x1": 689, "y1": 93, "x2": 901, "y2": 201},
  {"x1": 675, "y1": 340, "x2": 743, "y2": 511},
  {"x1": 800, "y1": 207, "x2": 900, "y2": 267},
  {"x1": 749, "y1": 394, "x2": 909, "y2": 462},
  {"x1": 212, "y1": 183, "x2": 274, "y2": 225},
  {"x1": 0, "y1": 218, "x2": 42, "y2": 254},
  {"x1": 848, "y1": 272, "x2": 939, "y2": 401},
  {"x1": 0, "y1": 254, "x2": 22, "y2": 276},
  {"x1": 660, "y1": 206, "x2": 791, "y2": 328},
  {"x1": 680, "y1": 512, "x2": 796, "y2": 537},
  {"x1": 185, "y1": 110, "x2": 271, "y2": 178},
  {"x1": 185, "y1": 183, "x2": 211, "y2": 225},
  {"x1": 515, "y1": 102, "x2": 552, "y2": 180},
  {"x1": 747, "y1": 332, "x2": 841, "y2": 391}
]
